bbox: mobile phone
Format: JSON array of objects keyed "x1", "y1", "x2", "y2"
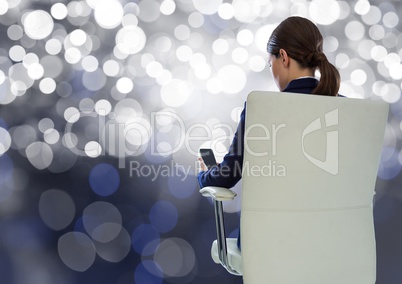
[{"x1": 199, "y1": 148, "x2": 217, "y2": 169}]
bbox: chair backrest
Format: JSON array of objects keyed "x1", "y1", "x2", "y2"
[{"x1": 241, "y1": 91, "x2": 388, "y2": 284}]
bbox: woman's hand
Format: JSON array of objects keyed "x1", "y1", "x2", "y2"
[{"x1": 198, "y1": 157, "x2": 208, "y2": 172}]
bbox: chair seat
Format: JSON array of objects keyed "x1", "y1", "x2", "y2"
[{"x1": 211, "y1": 238, "x2": 243, "y2": 275}]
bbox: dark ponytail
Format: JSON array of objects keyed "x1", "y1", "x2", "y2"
[{"x1": 267, "y1": 17, "x2": 340, "y2": 96}]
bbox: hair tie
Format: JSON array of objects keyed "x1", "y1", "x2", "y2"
[
  {"x1": 315, "y1": 51, "x2": 327, "y2": 62},
  {"x1": 307, "y1": 51, "x2": 327, "y2": 66}
]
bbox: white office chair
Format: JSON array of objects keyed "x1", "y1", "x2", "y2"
[{"x1": 200, "y1": 91, "x2": 389, "y2": 283}]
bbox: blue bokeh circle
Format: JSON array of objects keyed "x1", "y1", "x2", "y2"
[
  {"x1": 149, "y1": 200, "x2": 178, "y2": 233},
  {"x1": 89, "y1": 163, "x2": 120, "y2": 196}
]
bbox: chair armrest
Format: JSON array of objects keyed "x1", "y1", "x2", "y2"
[
  {"x1": 199, "y1": 186, "x2": 237, "y2": 201},
  {"x1": 199, "y1": 186, "x2": 241, "y2": 276}
]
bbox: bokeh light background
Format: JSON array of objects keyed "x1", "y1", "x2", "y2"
[{"x1": 0, "y1": 0, "x2": 402, "y2": 283}]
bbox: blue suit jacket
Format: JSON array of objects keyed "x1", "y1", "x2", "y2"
[{"x1": 198, "y1": 77, "x2": 321, "y2": 188}]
